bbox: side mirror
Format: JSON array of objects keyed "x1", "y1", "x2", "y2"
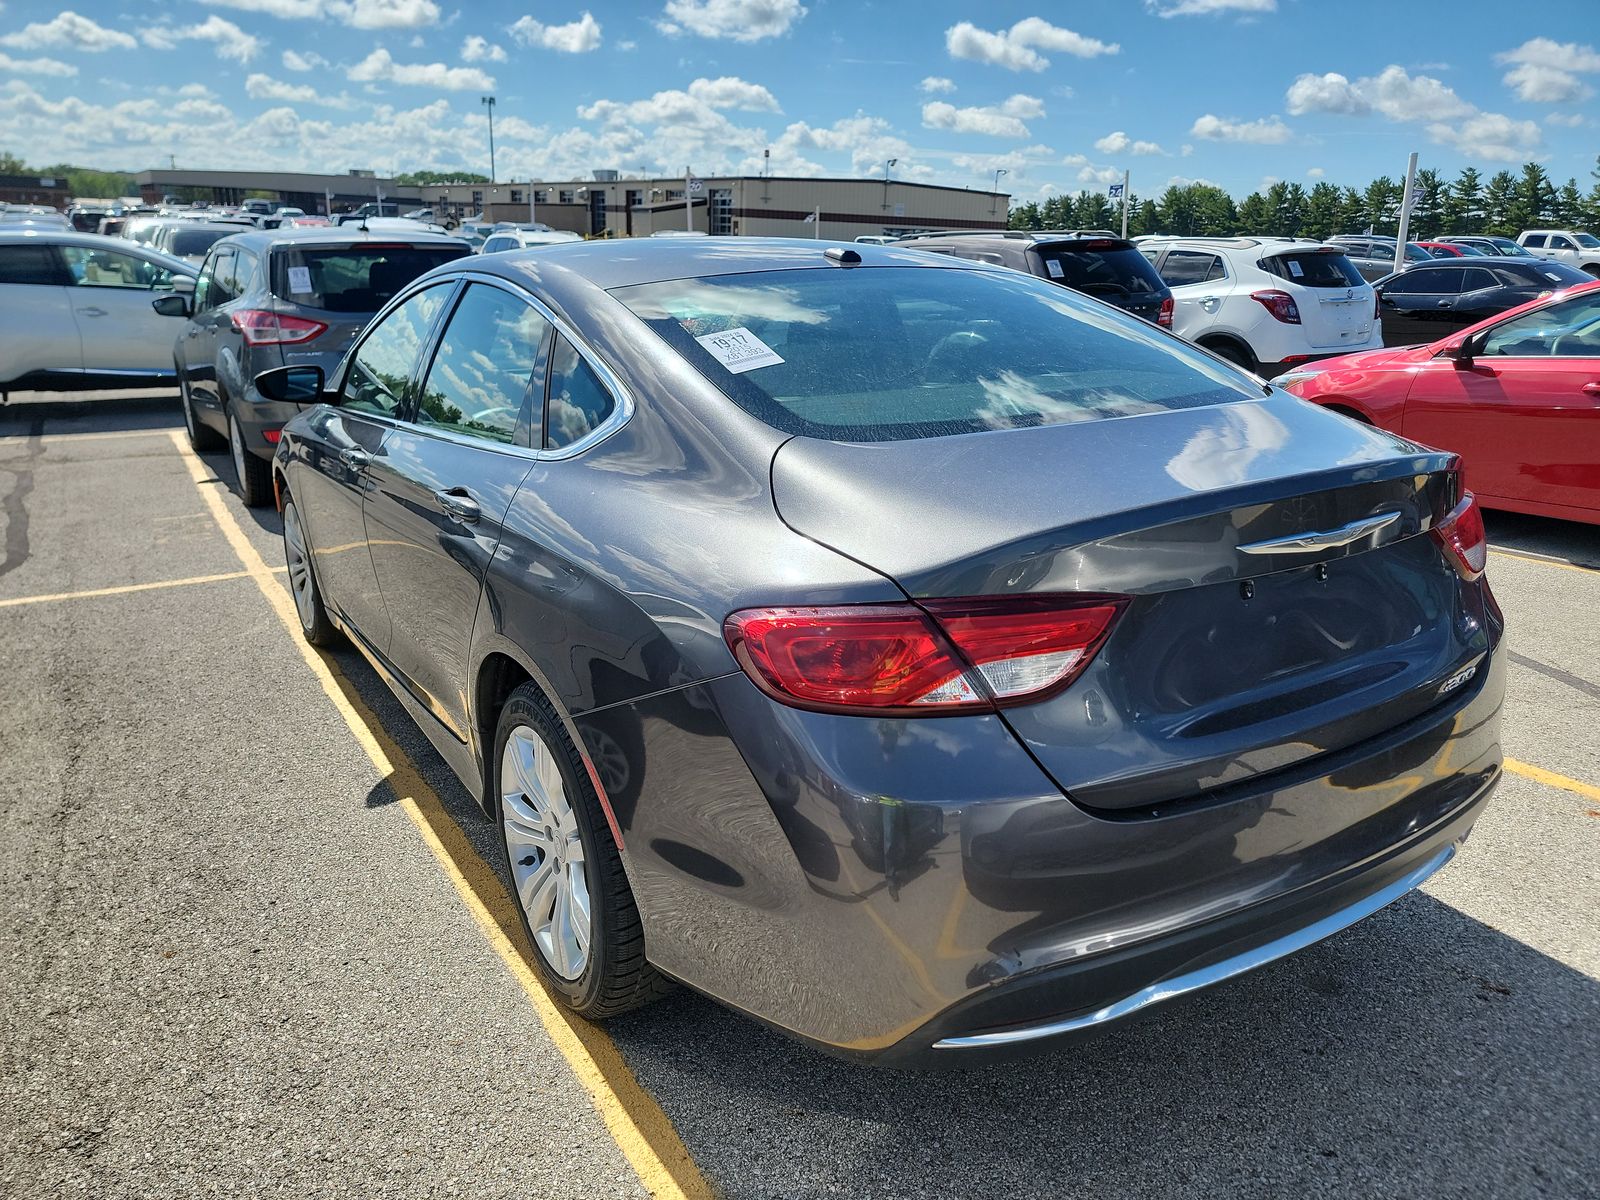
[
  {"x1": 1446, "y1": 333, "x2": 1481, "y2": 368},
  {"x1": 152, "y1": 294, "x2": 190, "y2": 317},
  {"x1": 254, "y1": 364, "x2": 328, "y2": 406}
]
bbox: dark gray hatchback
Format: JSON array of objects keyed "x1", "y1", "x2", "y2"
[
  {"x1": 262, "y1": 239, "x2": 1503, "y2": 1064},
  {"x1": 170, "y1": 227, "x2": 469, "y2": 505}
]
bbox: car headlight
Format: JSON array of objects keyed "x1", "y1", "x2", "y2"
[{"x1": 1273, "y1": 368, "x2": 1322, "y2": 391}]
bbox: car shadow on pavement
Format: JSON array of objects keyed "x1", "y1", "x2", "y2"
[
  {"x1": 1487, "y1": 511, "x2": 1599, "y2": 571},
  {"x1": 0, "y1": 391, "x2": 180, "y2": 438}
]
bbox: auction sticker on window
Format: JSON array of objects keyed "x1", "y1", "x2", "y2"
[
  {"x1": 287, "y1": 266, "x2": 314, "y2": 294},
  {"x1": 694, "y1": 326, "x2": 785, "y2": 374}
]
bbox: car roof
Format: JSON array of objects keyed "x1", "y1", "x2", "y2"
[
  {"x1": 213, "y1": 227, "x2": 468, "y2": 253},
  {"x1": 0, "y1": 227, "x2": 196, "y2": 271},
  {"x1": 1138, "y1": 236, "x2": 1333, "y2": 253}
]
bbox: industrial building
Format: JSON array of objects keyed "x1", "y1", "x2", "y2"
[{"x1": 132, "y1": 168, "x2": 423, "y2": 211}]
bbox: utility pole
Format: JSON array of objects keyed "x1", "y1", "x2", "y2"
[
  {"x1": 992, "y1": 168, "x2": 1008, "y2": 217},
  {"x1": 1121, "y1": 169, "x2": 1130, "y2": 239},
  {"x1": 481, "y1": 95, "x2": 497, "y2": 184},
  {"x1": 1393, "y1": 151, "x2": 1419, "y2": 275},
  {"x1": 882, "y1": 157, "x2": 897, "y2": 211}
]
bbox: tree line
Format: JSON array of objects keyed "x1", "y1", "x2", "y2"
[{"x1": 1009, "y1": 159, "x2": 1600, "y2": 241}]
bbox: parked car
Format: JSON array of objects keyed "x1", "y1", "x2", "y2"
[
  {"x1": 1435, "y1": 236, "x2": 1536, "y2": 258},
  {"x1": 1139, "y1": 237, "x2": 1378, "y2": 374},
  {"x1": 171, "y1": 227, "x2": 471, "y2": 506},
  {"x1": 1413, "y1": 241, "x2": 1487, "y2": 258},
  {"x1": 853, "y1": 234, "x2": 896, "y2": 245},
  {"x1": 260, "y1": 238, "x2": 1503, "y2": 1063},
  {"x1": 479, "y1": 228, "x2": 585, "y2": 253},
  {"x1": 334, "y1": 201, "x2": 403, "y2": 226},
  {"x1": 65, "y1": 204, "x2": 112, "y2": 233},
  {"x1": 282, "y1": 214, "x2": 331, "y2": 229},
  {"x1": 1325, "y1": 236, "x2": 1440, "y2": 281},
  {"x1": 898, "y1": 231, "x2": 1174, "y2": 326},
  {"x1": 260, "y1": 207, "x2": 305, "y2": 230},
  {"x1": 0, "y1": 207, "x2": 71, "y2": 230},
  {"x1": 1373, "y1": 257, "x2": 1592, "y2": 346},
  {"x1": 241, "y1": 198, "x2": 274, "y2": 218},
  {"x1": 1279, "y1": 280, "x2": 1600, "y2": 523},
  {"x1": 147, "y1": 221, "x2": 244, "y2": 266},
  {"x1": 0, "y1": 230, "x2": 196, "y2": 395},
  {"x1": 1517, "y1": 230, "x2": 1600, "y2": 277}
]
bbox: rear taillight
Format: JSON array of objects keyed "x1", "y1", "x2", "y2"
[
  {"x1": 724, "y1": 596, "x2": 1126, "y2": 715},
  {"x1": 1374, "y1": 288, "x2": 1382, "y2": 319},
  {"x1": 1249, "y1": 289, "x2": 1301, "y2": 324},
  {"x1": 231, "y1": 309, "x2": 328, "y2": 346},
  {"x1": 1157, "y1": 296, "x2": 1174, "y2": 327},
  {"x1": 1433, "y1": 493, "x2": 1487, "y2": 580},
  {"x1": 261, "y1": 428, "x2": 282, "y2": 444}
]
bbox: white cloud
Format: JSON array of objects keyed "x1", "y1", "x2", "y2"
[
  {"x1": 1093, "y1": 130, "x2": 1164, "y2": 156},
  {"x1": 1546, "y1": 111, "x2": 1587, "y2": 127},
  {"x1": 1146, "y1": 0, "x2": 1274, "y2": 15},
  {"x1": 199, "y1": 0, "x2": 440, "y2": 27},
  {"x1": 1427, "y1": 112, "x2": 1542, "y2": 163},
  {"x1": 245, "y1": 73, "x2": 355, "y2": 108},
  {"x1": 0, "y1": 11, "x2": 136, "y2": 52},
  {"x1": 1180, "y1": 143, "x2": 1193, "y2": 156},
  {"x1": 141, "y1": 17, "x2": 261, "y2": 63},
  {"x1": 1189, "y1": 113, "x2": 1291, "y2": 144},
  {"x1": 0, "y1": 51, "x2": 77, "y2": 76},
  {"x1": 945, "y1": 17, "x2": 1118, "y2": 73},
  {"x1": 348, "y1": 49, "x2": 494, "y2": 90},
  {"x1": 281, "y1": 49, "x2": 327, "y2": 71},
  {"x1": 1307, "y1": 166, "x2": 1325, "y2": 178},
  {"x1": 922, "y1": 94, "x2": 1043, "y2": 139},
  {"x1": 1496, "y1": 39, "x2": 1600, "y2": 103},
  {"x1": 1286, "y1": 65, "x2": 1472, "y2": 120},
  {"x1": 657, "y1": 0, "x2": 806, "y2": 42},
  {"x1": 578, "y1": 77, "x2": 780, "y2": 131},
  {"x1": 461, "y1": 35, "x2": 507, "y2": 63},
  {"x1": 509, "y1": 12, "x2": 602, "y2": 53},
  {"x1": 920, "y1": 75, "x2": 955, "y2": 94},
  {"x1": 686, "y1": 76, "x2": 781, "y2": 111},
  {"x1": 1078, "y1": 165, "x2": 1122, "y2": 186}
]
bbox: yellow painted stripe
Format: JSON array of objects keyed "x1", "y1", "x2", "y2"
[
  {"x1": 1504, "y1": 757, "x2": 1600, "y2": 804},
  {"x1": 0, "y1": 426, "x2": 178, "y2": 444},
  {"x1": 1489, "y1": 548, "x2": 1597, "y2": 576},
  {"x1": 166, "y1": 432, "x2": 710, "y2": 1200},
  {"x1": 0, "y1": 567, "x2": 289, "y2": 608}
]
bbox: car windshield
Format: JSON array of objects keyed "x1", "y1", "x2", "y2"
[
  {"x1": 1574, "y1": 233, "x2": 1600, "y2": 249},
  {"x1": 170, "y1": 228, "x2": 233, "y2": 256},
  {"x1": 1261, "y1": 250, "x2": 1364, "y2": 288},
  {"x1": 612, "y1": 266, "x2": 1259, "y2": 442},
  {"x1": 269, "y1": 244, "x2": 468, "y2": 312},
  {"x1": 1031, "y1": 243, "x2": 1163, "y2": 296}
]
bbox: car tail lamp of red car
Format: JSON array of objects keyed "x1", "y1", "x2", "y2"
[
  {"x1": 1433, "y1": 493, "x2": 1488, "y2": 580},
  {"x1": 1157, "y1": 296, "x2": 1174, "y2": 327},
  {"x1": 1249, "y1": 289, "x2": 1302, "y2": 324},
  {"x1": 724, "y1": 596, "x2": 1127, "y2": 715},
  {"x1": 231, "y1": 309, "x2": 328, "y2": 346}
]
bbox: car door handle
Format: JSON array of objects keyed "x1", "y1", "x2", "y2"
[
  {"x1": 340, "y1": 448, "x2": 371, "y2": 470},
  {"x1": 434, "y1": 487, "x2": 481, "y2": 524},
  {"x1": 1582, "y1": 382, "x2": 1600, "y2": 397},
  {"x1": 1435, "y1": 300, "x2": 1453, "y2": 308},
  {"x1": 76, "y1": 306, "x2": 107, "y2": 317}
]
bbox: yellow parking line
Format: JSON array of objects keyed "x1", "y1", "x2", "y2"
[
  {"x1": 1489, "y1": 548, "x2": 1597, "y2": 575},
  {"x1": 0, "y1": 427, "x2": 178, "y2": 444},
  {"x1": 1504, "y1": 757, "x2": 1600, "y2": 804},
  {"x1": 167, "y1": 431, "x2": 710, "y2": 1200},
  {"x1": 0, "y1": 568, "x2": 283, "y2": 608}
]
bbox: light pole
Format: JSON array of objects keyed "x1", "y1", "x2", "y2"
[
  {"x1": 480, "y1": 95, "x2": 497, "y2": 185},
  {"x1": 991, "y1": 168, "x2": 1008, "y2": 217},
  {"x1": 882, "y1": 157, "x2": 897, "y2": 211}
]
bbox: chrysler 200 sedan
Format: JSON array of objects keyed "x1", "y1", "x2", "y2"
[{"x1": 260, "y1": 239, "x2": 1504, "y2": 1064}]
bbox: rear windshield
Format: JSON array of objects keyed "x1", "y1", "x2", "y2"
[
  {"x1": 1510, "y1": 261, "x2": 1593, "y2": 288},
  {"x1": 612, "y1": 266, "x2": 1258, "y2": 442},
  {"x1": 1031, "y1": 244, "x2": 1164, "y2": 297},
  {"x1": 270, "y1": 244, "x2": 467, "y2": 312},
  {"x1": 1259, "y1": 251, "x2": 1364, "y2": 289},
  {"x1": 170, "y1": 228, "x2": 234, "y2": 257}
]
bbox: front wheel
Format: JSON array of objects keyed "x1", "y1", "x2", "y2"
[
  {"x1": 494, "y1": 684, "x2": 668, "y2": 1018},
  {"x1": 228, "y1": 408, "x2": 273, "y2": 508}
]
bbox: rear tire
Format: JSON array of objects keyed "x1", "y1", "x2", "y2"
[
  {"x1": 281, "y1": 493, "x2": 340, "y2": 647},
  {"x1": 1204, "y1": 338, "x2": 1257, "y2": 372},
  {"x1": 1583, "y1": 265, "x2": 1600, "y2": 279},
  {"x1": 180, "y1": 372, "x2": 223, "y2": 452},
  {"x1": 493, "y1": 684, "x2": 669, "y2": 1019},
  {"x1": 228, "y1": 406, "x2": 273, "y2": 508}
]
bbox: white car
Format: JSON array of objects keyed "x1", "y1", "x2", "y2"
[
  {"x1": 480, "y1": 228, "x2": 584, "y2": 252},
  {"x1": 1517, "y1": 230, "x2": 1600, "y2": 277},
  {"x1": 0, "y1": 229, "x2": 197, "y2": 396},
  {"x1": 1138, "y1": 237, "x2": 1380, "y2": 376}
]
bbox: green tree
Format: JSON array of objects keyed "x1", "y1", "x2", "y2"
[
  {"x1": 1236, "y1": 191, "x2": 1269, "y2": 233},
  {"x1": 1190, "y1": 184, "x2": 1237, "y2": 235},
  {"x1": 1507, "y1": 162, "x2": 1555, "y2": 232},
  {"x1": 1070, "y1": 190, "x2": 1115, "y2": 229},
  {"x1": 1336, "y1": 186, "x2": 1366, "y2": 234},
  {"x1": 1362, "y1": 175, "x2": 1402, "y2": 235},
  {"x1": 1008, "y1": 200, "x2": 1042, "y2": 230},
  {"x1": 394, "y1": 169, "x2": 490, "y2": 186},
  {"x1": 1482, "y1": 170, "x2": 1518, "y2": 235},
  {"x1": 1301, "y1": 182, "x2": 1343, "y2": 240},
  {"x1": 0, "y1": 151, "x2": 32, "y2": 174},
  {"x1": 1410, "y1": 168, "x2": 1446, "y2": 238},
  {"x1": 1554, "y1": 179, "x2": 1586, "y2": 226},
  {"x1": 1442, "y1": 166, "x2": 1484, "y2": 234}
]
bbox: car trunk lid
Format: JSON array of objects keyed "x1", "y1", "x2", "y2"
[{"x1": 1260, "y1": 248, "x2": 1376, "y2": 351}]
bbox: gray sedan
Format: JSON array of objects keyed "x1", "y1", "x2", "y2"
[{"x1": 261, "y1": 239, "x2": 1504, "y2": 1064}]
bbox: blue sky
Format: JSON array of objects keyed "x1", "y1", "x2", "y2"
[{"x1": 0, "y1": 0, "x2": 1596, "y2": 199}]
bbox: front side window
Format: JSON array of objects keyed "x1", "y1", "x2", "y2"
[
  {"x1": 1409, "y1": 267, "x2": 1463, "y2": 294},
  {"x1": 341, "y1": 282, "x2": 454, "y2": 416},
  {"x1": 414, "y1": 284, "x2": 550, "y2": 445},
  {"x1": 1480, "y1": 292, "x2": 1600, "y2": 358},
  {"x1": 544, "y1": 335, "x2": 618, "y2": 450},
  {"x1": 1550, "y1": 236, "x2": 1576, "y2": 250},
  {"x1": 1158, "y1": 250, "x2": 1223, "y2": 287},
  {"x1": 0, "y1": 243, "x2": 67, "y2": 285},
  {"x1": 613, "y1": 265, "x2": 1258, "y2": 442},
  {"x1": 59, "y1": 245, "x2": 175, "y2": 290}
]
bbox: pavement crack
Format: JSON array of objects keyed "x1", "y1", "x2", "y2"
[
  {"x1": 0, "y1": 416, "x2": 43, "y2": 581},
  {"x1": 1506, "y1": 649, "x2": 1600, "y2": 704}
]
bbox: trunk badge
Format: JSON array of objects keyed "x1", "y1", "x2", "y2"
[{"x1": 1238, "y1": 511, "x2": 1401, "y2": 556}]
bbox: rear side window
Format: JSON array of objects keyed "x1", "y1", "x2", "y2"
[
  {"x1": 1157, "y1": 250, "x2": 1224, "y2": 287},
  {"x1": 613, "y1": 265, "x2": 1258, "y2": 442},
  {"x1": 0, "y1": 243, "x2": 66, "y2": 285},
  {"x1": 270, "y1": 244, "x2": 468, "y2": 313},
  {"x1": 1522, "y1": 235, "x2": 1547, "y2": 248},
  {"x1": 544, "y1": 336, "x2": 618, "y2": 450},
  {"x1": 1033, "y1": 244, "x2": 1163, "y2": 297},
  {"x1": 415, "y1": 283, "x2": 551, "y2": 446},
  {"x1": 482, "y1": 236, "x2": 514, "y2": 254},
  {"x1": 1260, "y1": 251, "x2": 1364, "y2": 289},
  {"x1": 1460, "y1": 268, "x2": 1497, "y2": 292}
]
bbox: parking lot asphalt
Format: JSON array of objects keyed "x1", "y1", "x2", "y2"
[{"x1": 2, "y1": 392, "x2": 1596, "y2": 1200}]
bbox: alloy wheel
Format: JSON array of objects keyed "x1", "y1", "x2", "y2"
[
  {"x1": 501, "y1": 725, "x2": 592, "y2": 980},
  {"x1": 282, "y1": 501, "x2": 316, "y2": 631}
]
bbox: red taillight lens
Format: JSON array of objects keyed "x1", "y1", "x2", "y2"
[
  {"x1": 1374, "y1": 288, "x2": 1382, "y2": 320},
  {"x1": 1249, "y1": 289, "x2": 1301, "y2": 324},
  {"x1": 1157, "y1": 296, "x2": 1174, "y2": 327},
  {"x1": 1433, "y1": 493, "x2": 1487, "y2": 580},
  {"x1": 724, "y1": 596, "x2": 1126, "y2": 715},
  {"x1": 231, "y1": 309, "x2": 328, "y2": 345},
  {"x1": 261, "y1": 428, "x2": 282, "y2": 444}
]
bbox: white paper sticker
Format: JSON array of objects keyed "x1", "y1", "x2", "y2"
[
  {"x1": 694, "y1": 326, "x2": 785, "y2": 374},
  {"x1": 288, "y1": 266, "x2": 313, "y2": 294},
  {"x1": 1045, "y1": 258, "x2": 1065, "y2": 278},
  {"x1": 1544, "y1": 271, "x2": 1563, "y2": 282},
  {"x1": 1287, "y1": 259, "x2": 1304, "y2": 277}
]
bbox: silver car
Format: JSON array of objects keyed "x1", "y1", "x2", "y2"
[
  {"x1": 0, "y1": 229, "x2": 196, "y2": 397},
  {"x1": 147, "y1": 222, "x2": 247, "y2": 266}
]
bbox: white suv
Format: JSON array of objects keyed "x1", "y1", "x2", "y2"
[
  {"x1": 1517, "y1": 230, "x2": 1600, "y2": 276},
  {"x1": 1138, "y1": 237, "x2": 1380, "y2": 376}
]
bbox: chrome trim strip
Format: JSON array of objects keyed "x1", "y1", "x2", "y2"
[
  {"x1": 933, "y1": 843, "x2": 1456, "y2": 1050},
  {"x1": 1237, "y1": 510, "x2": 1401, "y2": 556}
]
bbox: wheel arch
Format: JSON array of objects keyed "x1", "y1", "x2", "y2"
[{"x1": 1197, "y1": 331, "x2": 1258, "y2": 369}]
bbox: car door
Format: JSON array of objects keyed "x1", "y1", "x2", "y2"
[
  {"x1": 1453, "y1": 267, "x2": 1511, "y2": 327},
  {"x1": 1380, "y1": 266, "x2": 1464, "y2": 345},
  {"x1": 1155, "y1": 249, "x2": 1224, "y2": 338},
  {"x1": 0, "y1": 241, "x2": 81, "y2": 385},
  {"x1": 362, "y1": 280, "x2": 550, "y2": 742},
  {"x1": 297, "y1": 280, "x2": 459, "y2": 652},
  {"x1": 56, "y1": 243, "x2": 186, "y2": 375},
  {"x1": 181, "y1": 246, "x2": 235, "y2": 408},
  {"x1": 1401, "y1": 289, "x2": 1600, "y2": 515}
]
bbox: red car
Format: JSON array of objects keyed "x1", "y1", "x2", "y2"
[
  {"x1": 1414, "y1": 241, "x2": 1485, "y2": 258},
  {"x1": 1277, "y1": 281, "x2": 1600, "y2": 525}
]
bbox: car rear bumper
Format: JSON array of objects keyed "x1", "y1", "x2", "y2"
[{"x1": 233, "y1": 392, "x2": 301, "y2": 461}]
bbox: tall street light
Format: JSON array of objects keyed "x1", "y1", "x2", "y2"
[
  {"x1": 882, "y1": 157, "x2": 897, "y2": 212},
  {"x1": 991, "y1": 167, "x2": 1008, "y2": 216},
  {"x1": 481, "y1": 95, "x2": 497, "y2": 184}
]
